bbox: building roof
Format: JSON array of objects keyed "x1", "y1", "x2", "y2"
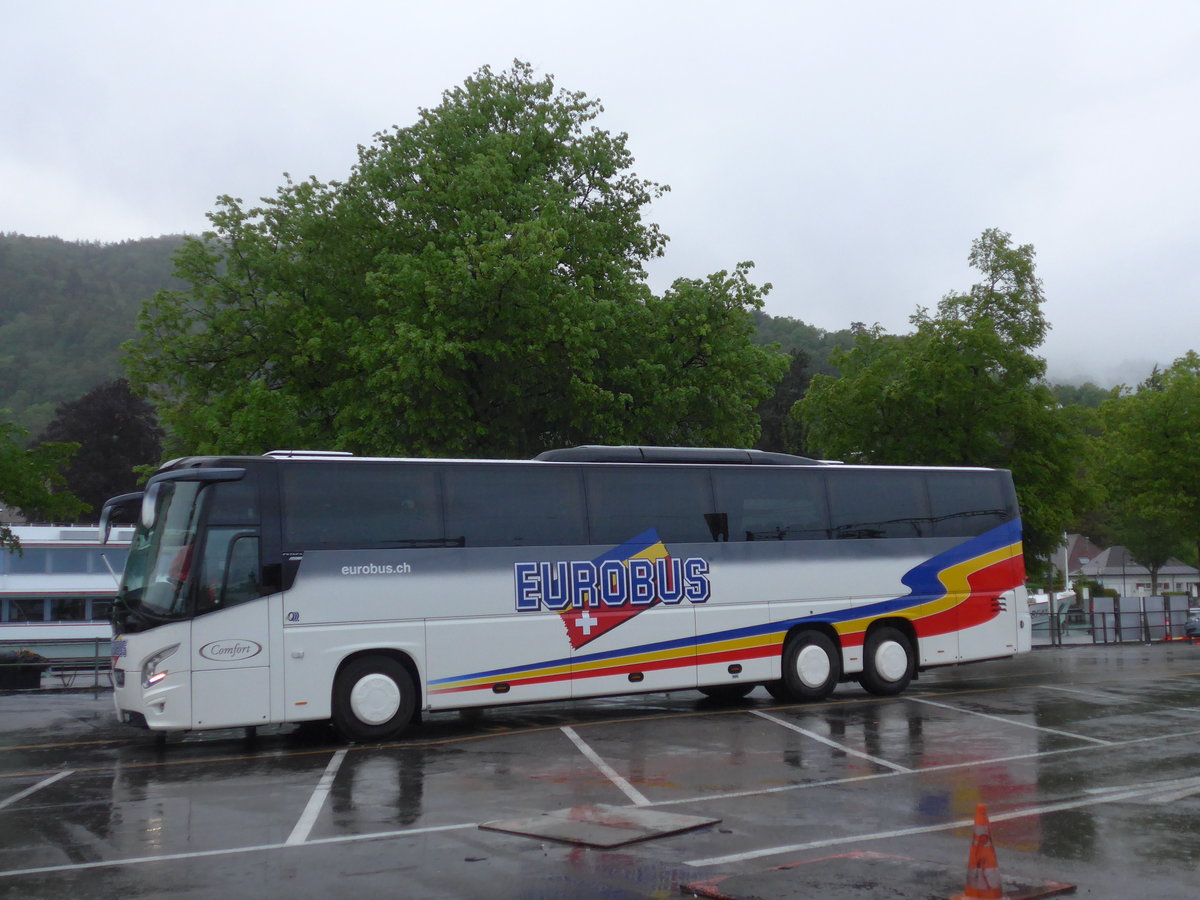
[
  {"x1": 1078, "y1": 545, "x2": 1199, "y2": 578},
  {"x1": 1058, "y1": 533, "x2": 1104, "y2": 577}
]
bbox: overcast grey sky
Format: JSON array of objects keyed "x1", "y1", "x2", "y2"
[{"x1": 4, "y1": 1, "x2": 1198, "y2": 385}]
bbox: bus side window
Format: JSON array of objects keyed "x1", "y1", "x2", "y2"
[
  {"x1": 281, "y1": 463, "x2": 442, "y2": 550},
  {"x1": 585, "y1": 467, "x2": 716, "y2": 545},
  {"x1": 828, "y1": 471, "x2": 930, "y2": 539},
  {"x1": 711, "y1": 469, "x2": 829, "y2": 541},
  {"x1": 928, "y1": 472, "x2": 1012, "y2": 537},
  {"x1": 196, "y1": 528, "x2": 262, "y2": 613},
  {"x1": 444, "y1": 464, "x2": 588, "y2": 547}
]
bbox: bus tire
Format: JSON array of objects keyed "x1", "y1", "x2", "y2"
[
  {"x1": 698, "y1": 683, "x2": 755, "y2": 702},
  {"x1": 332, "y1": 655, "x2": 417, "y2": 743},
  {"x1": 779, "y1": 630, "x2": 841, "y2": 702},
  {"x1": 858, "y1": 626, "x2": 915, "y2": 696}
]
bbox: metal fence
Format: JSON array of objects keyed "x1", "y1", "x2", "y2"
[
  {"x1": 1034, "y1": 595, "x2": 1196, "y2": 647},
  {"x1": 0, "y1": 637, "x2": 112, "y2": 689}
]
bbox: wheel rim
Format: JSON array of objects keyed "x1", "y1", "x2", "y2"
[
  {"x1": 349, "y1": 673, "x2": 402, "y2": 725},
  {"x1": 874, "y1": 640, "x2": 908, "y2": 682},
  {"x1": 795, "y1": 643, "x2": 832, "y2": 688}
]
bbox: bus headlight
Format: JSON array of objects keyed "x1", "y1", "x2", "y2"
[{"x1": 142, "y1": 645, "x2": 180, "y2": 689}]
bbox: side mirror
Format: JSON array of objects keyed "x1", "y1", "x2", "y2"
[
  {"x1": 99, "y1": 492, "x2": 143, "y2": 544},
  {"x1": 141, "y1": 483, "x2": 162, "y2": 532}
]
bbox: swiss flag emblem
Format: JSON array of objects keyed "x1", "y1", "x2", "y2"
[{"x1": 560, "y1": 530, "x2": 671, "y2": 649}]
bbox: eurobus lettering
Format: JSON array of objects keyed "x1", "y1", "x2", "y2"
[
  {"x1": 513, "y1": 555, "x2": 711, "y2": 611},
  {"x1": 100, "y1": 445, "x2": 1031, "y2": 743}
]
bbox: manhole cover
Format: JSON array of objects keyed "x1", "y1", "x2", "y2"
[{"x1": 480, "y1": 804, "x2": 720, "y2": 848}]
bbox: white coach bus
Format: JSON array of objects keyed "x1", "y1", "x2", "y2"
[{"x1": 101, "y1": 446, "x2": 1031, "y2": 741}]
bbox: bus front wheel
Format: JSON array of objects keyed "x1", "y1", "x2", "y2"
[
  {"x1": 332, "y1": 655, "x2": 417, "y2": 743},
  {"x1": 773, "y1": 630, "x2": 841, "y2": 702},
  {"x1": 858, "y1": 626, "x2": 915, "y2": 696}
]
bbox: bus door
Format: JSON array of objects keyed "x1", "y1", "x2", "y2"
[{"x1": 189, "y1": 519, "x2": 271, "y2": 730}]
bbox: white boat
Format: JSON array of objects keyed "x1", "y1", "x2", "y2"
[{"x1": 0, "y1": 525, "x2": 132, "y2": 660}]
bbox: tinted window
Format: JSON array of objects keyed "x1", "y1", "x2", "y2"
[
  {"x1": 7, "y1": 597, "x2": 46, "y2": 621},
  {"x1": 282, "y1": 462, "x2": 443, "y2": 550},
  {"x1": 928, "y1": 471, "x2": 1014, "y2": 537},
  {"x1": 444, "y1": 465, "x2": 587, "y2": 547},
  {"x1": 196, "y1": 527, "x2": 263, "y2": 612},
  {"x1": 50, "y1": 597, "x2": 87, "y2": 621},
  {"x1": 207, "y1": 477, "x2": 260, "y2": 525},
  {"x1": 95, "y1": 548, "x2": 128, "y2": 574},
  {"x1": 49, "y1": 549, "x2": 90, "y2": 574},
  {"x1": 586, "y1": 467, "x2": 717, "y2": 545},
  {"x1": 828, "y1": 470, "x2": 930, "y2": 539},
  {"x1": 712, "y1": 469, "x2": 829, "y2": 541},
  {"x1": 8, "y1": 549, "x2": 49, "y2": 574}
]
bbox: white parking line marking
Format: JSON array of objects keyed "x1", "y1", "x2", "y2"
[
  {"x1": 0, "y1": 822, "x2": 476, "y2": 879},
  {"x1": 646, "y1": 725, "x2": 1200, "y2": 809},
  {"x1": 561, "y1": 726, "x2": 651, "y2": 807},
  {"x1": 1084, "y1": 775, "x2": 1200, "y2": 804},
  {"x1": 906, "y1": 696, "x2": 1112, "y2": 744},
  {"x1": 1041, "y1": 685, "x2": 1116, "y2": 700},
  {"x1": 752, "y1": 710, "x2": 912, "y2": 773},
  {"x1": 0, "y1": 770, "x2": 74, "y2": 811},
  {"x1": 1042, "y1": 684, "x2": 1200, "y2": 717},
  {"x1": 285, "y1": 749, "x2": 346, "y2": 845},
  {"x1": 685, "y1": 779, "x2": 1200, "y2": 867}
]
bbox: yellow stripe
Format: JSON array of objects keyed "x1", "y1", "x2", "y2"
[
  {"x1": 696, "y1": 633, "x2": 780, "y2": 656},
  {"x1": 570, "y1": 644, "x2": 694, "y2": 675},
  {"x1": 834, "y1": 541, "x2": 1021, "y2": 636},
  {"x1": 435, "y1": 660, "x2": 574, "y2": 691}
]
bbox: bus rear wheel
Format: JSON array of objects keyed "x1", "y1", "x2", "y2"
[
  {"x1": 332, "y1": 655, "x2": 417, "y2": 743},
  {"x1": 858, "y1": 626, "x2": 915, "y2": 696},
  {"x1": 773, "y1": 630, "x2": 841, "y2": 702}
]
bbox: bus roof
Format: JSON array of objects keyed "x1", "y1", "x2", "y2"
[{"x1": 157, "y1": 446, "x2": 824, "y2": 470}]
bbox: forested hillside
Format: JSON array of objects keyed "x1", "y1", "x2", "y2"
[
  {"x1": 0, "y1": 233, "x2": 186, "y2": 433},
  {"x1": 750, "y1": 310, "x2": 856, "y2": 376}
]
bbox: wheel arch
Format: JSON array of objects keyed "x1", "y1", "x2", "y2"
[
  {"x1": 864, "y1": 616, "x2": 917, "y2": 650},
  {"x1": 334, "y1": 648, "x2": 423, "y2": 705},
  {"x1": 782, "y1": 620, "x2": 842, "y2": 652}
]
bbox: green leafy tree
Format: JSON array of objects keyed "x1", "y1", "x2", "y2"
[
  {"x1": 126, "y1": 62, "x2": 785, "y2": 458},
  {"x1": 0, "y1": 419, "x2": 86, "y2": 548},
  {"x1": 797, "y1": 229, "x2": 1082, "y2": 563},
  {"x1": 1099, "y1": 352, "x2": 1200, "y2": 571}
]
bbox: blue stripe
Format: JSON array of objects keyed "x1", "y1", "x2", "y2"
[{"x1": 430, "y1": 520, "x2": 1021, "y2": 687}]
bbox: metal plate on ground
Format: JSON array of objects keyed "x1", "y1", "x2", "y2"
[
  {"x1": 479, "y1": 804, "x2": 720, "y2": 848},
  {"x1": 682, "y1": 851, "x2": 1075, "y2": 900}
]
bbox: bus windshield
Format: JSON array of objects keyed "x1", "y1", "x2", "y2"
[{"x1": 115, "y1": 480, "x2": 205, "y2": 629}]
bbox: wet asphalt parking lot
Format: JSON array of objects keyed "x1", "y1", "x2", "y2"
[{"x1": 2, "y1": 643, "x2": 1200, "y2": 899}]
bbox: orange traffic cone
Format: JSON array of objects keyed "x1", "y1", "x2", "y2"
[{"x1": 954, "y1": 803, "x2": 1002, "y2": 899}]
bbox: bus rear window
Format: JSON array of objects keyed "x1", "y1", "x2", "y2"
[{"x1": 928, "y1": 471, "x2": 1014, "y2": 537}]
